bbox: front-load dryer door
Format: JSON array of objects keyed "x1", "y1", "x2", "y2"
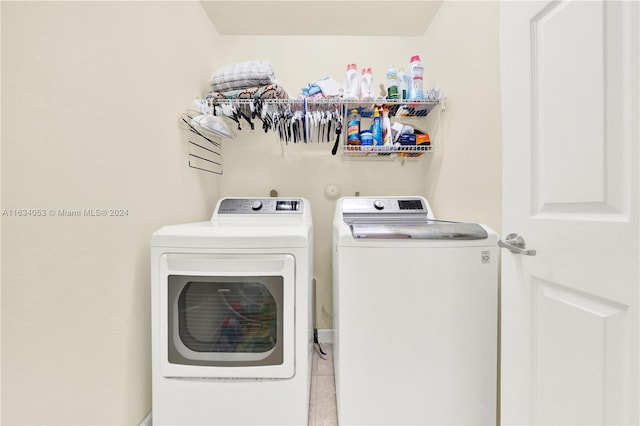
[{"x1": 159, "y1": 253, "x2": 295, "y2": 379}]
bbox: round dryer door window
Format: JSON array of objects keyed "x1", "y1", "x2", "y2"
[
  {"x1": 168, "y1": 275, "x2": 284, "y2": 367},
  {"x1": 158, "y1": 253, "x2": 296, "y2": 379}
]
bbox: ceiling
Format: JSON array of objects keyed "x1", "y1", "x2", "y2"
[{"x1": 199, "y1": 0, "x2": 443, "y2": 36}]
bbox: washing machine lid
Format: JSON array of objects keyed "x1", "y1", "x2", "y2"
[
  {"x1": 348, "y1": 221, "x2": 489, "y2": 240},
  {"x1": 339, "y1": 196, "x2": 488, "y2": 240}
]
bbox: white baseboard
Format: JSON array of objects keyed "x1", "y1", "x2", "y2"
[
  {"x1": 317, "y1": 328, "x2": 333, "y2": 344},
  {"x1": 139, "y1": 410, "x2": 152, "y2": 426}
]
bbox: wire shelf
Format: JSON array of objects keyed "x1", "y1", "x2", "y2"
[
  {"x1": 205, "y1": 97, "x2": 440, "y2": 118},
  {"x1": 189, "y1": 93, "x2": 445, "y2": 162},
  {"x1": 344, "y1": 144, "x2": 433, "y2": 158}
]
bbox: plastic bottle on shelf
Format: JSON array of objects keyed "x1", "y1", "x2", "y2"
[
  {"x1": 346, "y1": 109, "x2": 361, "y2": 146},
  {"x1": 360, "y1": 130, "x2": 373, "y2": 153},
  {"x1": 344, "y1": 63, "x2": 360, "y2": 100},
  {"x1": 360, "y1": 67, "x2": 374, "y2": 100},
  {"x1": 408, "y1": 55, "x2": 424, "y2": 100},
  {"x1": 386, "y1": 65, "x2": 398, "y2": 100},
  {"x1": 397, "y1": 68, "x2": 409, "y2": 100},
  {"x1": 381, "y1": 108, "x2": 392, "y2": 146},
  {"x1": 371, "y1": 107, "x2": 383, "y2": 146}
]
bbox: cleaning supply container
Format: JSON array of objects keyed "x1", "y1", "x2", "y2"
[
  {"x1": 408, "y1": 55, "x2": 424, "y2": 100},
  {"x1": 344, "y1": 63, "x2": 360, "y2": 100}
]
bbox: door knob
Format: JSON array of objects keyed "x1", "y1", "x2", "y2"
[{"x1": 498, "y1": 233, "x2": 537, "y2": 256}]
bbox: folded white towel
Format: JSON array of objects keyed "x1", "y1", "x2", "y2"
[
  {"x1": 211, "y1": 60, "x2": 276, "y2": 92},
  {"x1": 314, "y1": 77, "x2": 343, "y2": 97}
]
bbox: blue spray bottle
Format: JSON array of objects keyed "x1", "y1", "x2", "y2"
[{"x1": 371, "y1": 107, "x2": 382, "y2": 146}]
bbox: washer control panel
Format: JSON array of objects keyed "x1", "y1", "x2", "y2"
[
  {"x1": 341, "y1": 197, "x2": 428, "y2": 215},
  {"x1": 218, "y1": 198, "x2": 303, "y2": 214}
]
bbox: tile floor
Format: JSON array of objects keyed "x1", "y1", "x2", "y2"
[{"x1": 308, "y1": 343, "x2": 338, "y2": 425}]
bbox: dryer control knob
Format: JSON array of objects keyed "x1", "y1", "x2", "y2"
[
  {"x1": 373, "y1": 200, "x2": 385, "y2": 210},
  {"x1": 251, "y1": 200, "x2": 263, "y2": 211}
]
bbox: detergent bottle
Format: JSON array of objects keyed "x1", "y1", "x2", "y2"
[
  {"x1": 344, "y1": 63, "x2": 360, "y2": 100},
  {"x1": 346, "y1": 109, "x2": 361, "y2": 145},
  {"x1": 386, "y1": 65, "x2": 398, "y2": 100},
  {"x1": 360, "y1": 67, "x2": 374, "y2": 99},
  {"x1": 408, "y1": 55, "x2": 425, "y2": 100}
]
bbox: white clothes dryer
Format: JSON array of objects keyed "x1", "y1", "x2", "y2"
[
  {"x1": 333, "y1": 196, "x2": 498, "y2": 425},
  {"x1": 151, "y1": 197, "x2": 313, "y2": 425}
]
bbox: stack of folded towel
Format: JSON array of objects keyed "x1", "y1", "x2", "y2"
[{"x1": 206, "y1": 60, "x2": 289, "y2": 102}]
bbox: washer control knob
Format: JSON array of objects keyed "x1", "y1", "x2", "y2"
[
  {"x1": 373, "y1": 200, "x2": 385, "y2": 210},
  {"x1": 251, "y1": 200, "x2": 263, "y2": 211}
]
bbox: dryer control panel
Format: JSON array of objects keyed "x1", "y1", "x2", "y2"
[{"x1": 217, "y1": 198, "x2": 303, "y2": 214}]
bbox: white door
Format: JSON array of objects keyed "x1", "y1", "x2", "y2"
[{"x1": 500, "y1": 1, "x2": 639, "y2": 425}]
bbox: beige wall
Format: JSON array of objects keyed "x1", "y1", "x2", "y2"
[
  {"x1": 1, "y1": 2, "x2": 221, "y2": 425},
  {"x1": 423, "y1": 1, "x2": 502, "y2": 231},
  {"x1": 1, "y1": 1, "x2": 501, "y2": 425}
]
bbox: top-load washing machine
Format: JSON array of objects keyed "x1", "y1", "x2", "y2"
[
  {"x1": 151, "y1": 197, "x2": 313, "y2": 425},
  {"x1": 333, "y1": 196, "x2": 498, "y2": 425}
]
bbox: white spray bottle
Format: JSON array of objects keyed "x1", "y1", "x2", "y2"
[{"x1": 381, "y1": 108, "x2": 392, "y2": 147}]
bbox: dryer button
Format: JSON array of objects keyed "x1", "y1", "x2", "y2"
[
  {"x1": 251, "y1": 200, "x2": 263, "y2": 211},
  {"x1": 373, "y1": 200, "x2": 385, "y2": 210}
]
